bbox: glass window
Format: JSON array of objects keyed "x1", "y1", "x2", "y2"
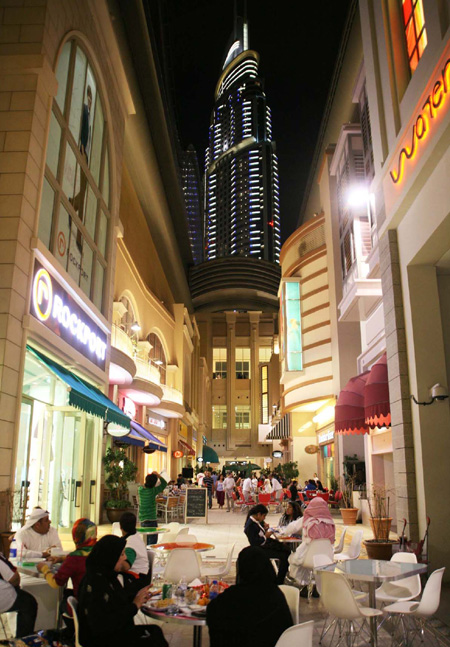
[
  {"x1": 235, "y1": 405, "x2": 250, "y2": 429},
  {"x1": 282, "y1": 281, "x2": 303, "y2": 372},
  {"x1": 259, "y1": 347, "x2": 272, "y2": 364},
  {"x1": 261, "y1": 364, "x2": 269, "y2": 424},
  {"x1": 37, "y1": 39, "x2": 111, "y2": 315},
  {"x1": 235, "y1": 347, "x2": 250, "y2": 379},
  {"x1": 212, "y1": 405, "x2": 227, "y2": 429},
  {"x1": 148, "y1": 333, "x2": 167, "y2": 385},
  {"x1": 213, "y1": 348, "x2": 227, "y2": 379},
  {"x1": 402, "y1": 0, "x2": 427, "y2": 73},
  {"x1": 38, "y1": 178, "x2": 54, "y2": 249}
]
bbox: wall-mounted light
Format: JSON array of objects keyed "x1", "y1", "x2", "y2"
[
  {"x1": 130, "y1": 322, "x2": 141, "y2": 332},
  {"x1": 411, "y1": 383, "x2": 449, "y2": 406}
]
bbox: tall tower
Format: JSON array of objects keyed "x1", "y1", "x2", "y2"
[
  {"x1": 204, "y1": 14, "x2": 281, "y2": 263},
  {"x1": 180, "y1": 144, "x2": 204, "y2": 264}
]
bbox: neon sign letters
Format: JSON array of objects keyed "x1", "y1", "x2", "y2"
[
  {"x1": 390, "y1": 57, "x2": 450, "y2": 184},
  {"x1": 31, "y1": 260, "x2": 108, "y2": 370}
]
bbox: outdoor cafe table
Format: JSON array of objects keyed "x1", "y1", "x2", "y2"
[
  {"x1": 142, "y1": 604, "x2": 206, "y2": 647},
  {"x1": 315, "y1": 558, "x2": 428, "y2": 647},
  {"x1": 152, "y1": 542, "x2": 215, "y2": 553},
  {"x1": 136, "y1": 527, "x2": 169, "y2": 542},
  {"x1": 276, "y1": 535, "x2": 302, "y2": 552}
]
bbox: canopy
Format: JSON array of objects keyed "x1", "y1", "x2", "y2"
[
  {"x1": 179, "y1": 439, "x2": 196, "y2": 457},
  {"x1": 334, "y1": 371, "x2": 370, "y2": 435},
  {"x1": 130, "y1": 421, "x2": 167, "y2": 452},
  {"x1": 27, "y1": 345, "x2": 130, "y2": 429},
  {"x1": 201, "y1": 446, "x2": 219, "y2": 463},
  {"x1": 364, "y1": 353, "x2": 391, "y2": 428},
  {"x1": 118, "y1": 434, "x2": 145, "y2": 448}
]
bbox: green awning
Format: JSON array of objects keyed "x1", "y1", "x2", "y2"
[
  {"x1": 27, "y1": 345, "x2": 130, "y2": 429},
  {"x1": 201, "y1": 446, "x2": 219, "y2": 463}
]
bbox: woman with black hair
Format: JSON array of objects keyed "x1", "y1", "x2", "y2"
[
  {"x1": 207, "y1": 546, "x2": 292, "y2": 647},
  {"x1": 138, "y1": 471, "x2": 167, "y2": 545},
  {"x1": 278, "y1": 501, "x2": 303, "y2": 537},
  {"x1": 78, "y1": 535, "x2": 167, "y2": 647},
  {"x1": 243, "y1": 504, "x2": 290, "y2": 584}
]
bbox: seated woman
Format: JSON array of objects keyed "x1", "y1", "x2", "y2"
[
  {"x1": 207, "y1": 546, "x2": 292, "y2": 647},
  {"x1": 288, "y1": 497, "x2": 335, "y2": 587},
  {"x1": 244, "y1": 504, "x2": 290, "y2": 584},
  {"x1": 278, "y1": 501, "x2": 303, "y2": 537},
  {"x1": 78, "y1": 535, "x2": 167, "y2": 647}
]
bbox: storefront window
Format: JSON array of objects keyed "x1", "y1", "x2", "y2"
[
  {"x1": 38, "y1": 39, "x2": 111, "y2": 314},
  {"x1": 148, "y1": 333, "x2": 167, "y2": 384},
  {"x1": 14, "y1": 349, "x2": 102, "y2": 529}
]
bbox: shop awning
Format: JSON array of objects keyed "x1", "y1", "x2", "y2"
[
  {"x1": 118, "y1": 434, "x2": 145, "y2": 447},
  {"x1": 27, "y1": 345, "x2": 130, "y2": 430},
  {"x1": 201, "y1": 446, "x2": 219, "y2": 463},
  {"x1": 266, "y1": 414, "x2": 291, "y2": 440},
  {"x1": 178, "y1": 440, "x2": 196, "y2": 456},
  {"x1": 130, "y1": 421, "x2": 167, "y2": 452},
  {"x1": 364, "y1": 353, "x2": 391, "y2": 428},
  {"x1": 335, "y1": 371, "x2": 370, "y2": 435}
]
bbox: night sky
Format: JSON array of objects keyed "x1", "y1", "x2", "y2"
[{"x1": 164, "y1": 0, "x2": 352, "y2": 243}]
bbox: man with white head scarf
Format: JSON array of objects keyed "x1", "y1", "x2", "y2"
[{"x1": 15, "y1": 508, "x2": 62, "y2": 559}]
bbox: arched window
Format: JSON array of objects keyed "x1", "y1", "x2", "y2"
[
  {"x1": 148, "y1": 333, "x2": 166, "y2": 384},
  {"x1": 119, "y1": 296, "x2": 138, "y2": 337},
  {"x1": 38, "y1": 39, "x2": 111, "y2": 313}
]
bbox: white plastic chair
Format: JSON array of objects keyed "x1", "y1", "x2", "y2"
[
  {"x1": 334, "y1": 529, "x2": 363, "y2": 561},
  {"x1": 111, "y1": 522, "x2": 121, "y2": 537},
  {"x1": 279, "y1": 584, "x2": 300, "y2": 624},
  {"x1": 333, "y1": 527, "x2": 347, "y2": 554},
  {"x1": 201, "y1": 543, "x2": 235, "y2": 579},
  {"x1": 163, "y1": 548, "x2": 201, "y2": 583},
  {"x1": 298, "y1": 539, "x2": 334, "y2": 601},
  {"x1": 67, "y1": 596, "x2": 82, "y2": 647},
  {"x1": 176, "y1": 527, "x2": 189, "y2": 535},
  {"x1": 321, "y1": 570, "x2": 382, "y2": 647},
  {"x1": 163, "y1": 522, "x2": 181, "y2": 542},
  {"x1": 376, "y1": 552, "x2": 421, "y2": 606},
  {"x1": 383, "y1": 567, "x2": 445, "y2": 646},
  {"x1": 275, "y1": 620, "x2": 314, "y2": 647},
  {"x1": 176, "y1": 534, "x2": 198, "y2": 543}
]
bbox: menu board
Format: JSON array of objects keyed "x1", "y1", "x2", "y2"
[{"x1": 185, "y1": 487, "x2": 208, "y2": 522}]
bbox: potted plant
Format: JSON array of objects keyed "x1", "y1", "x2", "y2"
[
  {"x1": 103, "y1": 447, "x2": 138, "y2": 523},
  {"x1": 339, "y1": 475, "x2": 358, "y2": 525},
  {"x1": 364, "y1": 485, "x2": 397, "y2": 559}
]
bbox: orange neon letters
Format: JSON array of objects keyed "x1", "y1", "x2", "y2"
[{"x1": 390, "y1": 57, "x2": 450, "y2": 184}]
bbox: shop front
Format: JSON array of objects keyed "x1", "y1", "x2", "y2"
[
  {"x1": 317, "y1": 428, "x2": 335, "y2": 488},
  {"x1": 15, "y1": 258, "x2": 130, "y2": 530}
]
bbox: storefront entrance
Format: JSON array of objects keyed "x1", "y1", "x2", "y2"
[{"x1": 13, "y1": 349, "x2": 102, "y2": 529}]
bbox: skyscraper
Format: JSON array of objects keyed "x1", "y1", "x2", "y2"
[
  {"x1": 180, "y1": 144, "x2": 204, "y2": 264},
  {"x1": 204, "y1": 15, "x2": 281, "y2": 263}
]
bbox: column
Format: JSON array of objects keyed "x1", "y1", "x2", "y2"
[
  {"x1": 225, "y1": 312, "x2": 236, "y2": 450},
  {"x1": 249, "y1": 311, "x2": 261, "y2": 451}
]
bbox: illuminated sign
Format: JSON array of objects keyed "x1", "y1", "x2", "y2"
[
  {"x1": 390, "y1": 57, "x2": 450, "y2": 185},
  {"x1": 173, "y1": 450, "x2": 184, "y2": 459},
  {"x1": 272, "y1": 450, "x2": 283, "y2": 458},
  {"x1": 123, "y1": 397, "x2": 136, "y2": 420},
  {"x1": 318, "y1": 429, "x2": 334, "y2": 444},
  {"x1": 147, "y1": 415, "x2": 167, "y2": 430},
  {"x1": 281, "y1": 280, "x2": 302, "y2": 371},
  {"x1": 30, "y1": 259, "x2": 108, "y2": 370}
]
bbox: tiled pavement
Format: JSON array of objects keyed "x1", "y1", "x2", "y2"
[{"x1": 9, "y1": 505, "x2": 448, "y2": 646}]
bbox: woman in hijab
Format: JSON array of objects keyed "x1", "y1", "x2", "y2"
[
  {"x1": 37, "y1": 518, "x2": 97, "y2": 598},
  {"x1": 288, "y1": 497, "x2": 335, "y2": 586},
  {"x1": 207, "y1": 546, "x2": 292, "y2": 647},
  {"x1": 78, "y1": 535, "x2": 167, "y2": 647}
]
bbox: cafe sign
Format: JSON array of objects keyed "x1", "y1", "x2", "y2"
[{"x1": 30, "y1": 259, "x2": 108, "y2": 370}]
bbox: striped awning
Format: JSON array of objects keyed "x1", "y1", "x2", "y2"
[
  {"x1": 178, "y1": 439, "x2": 196, "y2": 456},
  {"x1": 266, "y1": 414, "x2": 291, "y2": 440}
]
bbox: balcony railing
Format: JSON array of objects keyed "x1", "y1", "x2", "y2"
[
  {"x1": 161, "y1": 384, "x2": 183, "y2": 406},
  {"x1": 111, "y1": 324, "x2": 135, "y2": 359},
  {"x1": 135, "y1": 357, "x2": 161, "y2": 385}
]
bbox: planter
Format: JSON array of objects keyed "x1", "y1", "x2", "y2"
[
  {"x1": 340, "y1": 508, "x2": 358, "y2": 525},
  {"x1": 0, "y1": 531, "x2": 14, "y2": 558},
  {"x1": 369, "y1": 517, "x2": 392, "y2": 541},
  {"x1": 105, "y1": 507, "x2": 134, "y2": 523},
  {"x1": 364, "y1": 539, "x2": 398, "y2": 560}
]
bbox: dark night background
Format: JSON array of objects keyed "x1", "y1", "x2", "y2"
[{"x1": 157, "y1": 0, "x2": 352, "y2": 243}]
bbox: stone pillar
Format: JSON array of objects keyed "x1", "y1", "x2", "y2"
[
  {"x1": 379, "y1": 229, "x2": 418, "y2": 541},
  {"x1": 225, "y1": 312, "x2": 236, "y2": 450},
  {"x1": 249, "y1": 311, "x2": 260, "y2": 451}
]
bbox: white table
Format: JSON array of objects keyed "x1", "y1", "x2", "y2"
[
  {"x1": 315, "y1": 558, "x2": 427, "y2": 647},
  {"x1": 15, "y1": 560, "x2": 63, "y2": 630}
]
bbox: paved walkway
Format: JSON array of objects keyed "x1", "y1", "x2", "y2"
[{"x1": 52, "y1": 506, "x2": 450, "y2": 646}]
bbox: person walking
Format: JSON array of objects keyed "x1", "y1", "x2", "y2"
[
  {"x1": 242, "y1": 475, "x2": 253, "y2": 503},
  {"x1": 224, "y1": 472, "x2": 236, "y2": 512},
  {"x1": 216, "y1": 474, "x2": 225, "y2": 509},
  {"x1": 202, "y1": 471, "x2": 214, "y2": 509}
]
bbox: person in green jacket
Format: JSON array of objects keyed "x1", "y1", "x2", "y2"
[{"x1": 138, "y1": 472, "x2": 167, "y2": 545}]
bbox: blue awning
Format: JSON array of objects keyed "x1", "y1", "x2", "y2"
[
  {"x1": 131, "y1": 421, "x2": 167, "y2": 452},
  {"x1": 27, "y1": 345, "x2": 130, "y2": 430},
  {"x1": 119, "y1": 434, "x2": 145, "y2": 447}
]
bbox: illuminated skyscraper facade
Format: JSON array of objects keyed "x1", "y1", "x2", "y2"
[
  {"x1": 204, "y1": 17, "x2": 281, "y2": 263},
  {"x1": 181, "y1": 145, "x2": 203, "y2": 264}
]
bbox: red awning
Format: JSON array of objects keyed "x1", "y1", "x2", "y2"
[
  {"x1": 335, "y1": 371, "x2": 370, "y2": 435},
  {"x1": 364, "y1": 353, "x2": 391, "y2": 428},
  {"x1": 178, "y1": 439, "x2": 196, "y2": 457}
]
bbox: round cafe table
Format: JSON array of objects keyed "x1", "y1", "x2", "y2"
[
  {"x1": 142, "y1": 604, "x2": 206, "y2": 647},
  {"x1": 152, "y1": 542, "x2": 215, "y2": 553},
  {"x1": 276, "y1": 535, "x2": 302, "y2": 552}
]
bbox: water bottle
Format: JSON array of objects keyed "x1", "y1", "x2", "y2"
[
  {"x1": 9, "y1": 538, "x2": 17, "y2": 559},
  {"x1": 176, "y1": 577, "x2": 187, "y2": 604},
  {"x1": 209, "y1": 580, "x2": 219, "y2": 600}
]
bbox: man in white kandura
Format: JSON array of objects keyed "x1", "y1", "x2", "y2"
[{"x1": 15, "y1": 508, "x2": 62, "y2": 559}]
